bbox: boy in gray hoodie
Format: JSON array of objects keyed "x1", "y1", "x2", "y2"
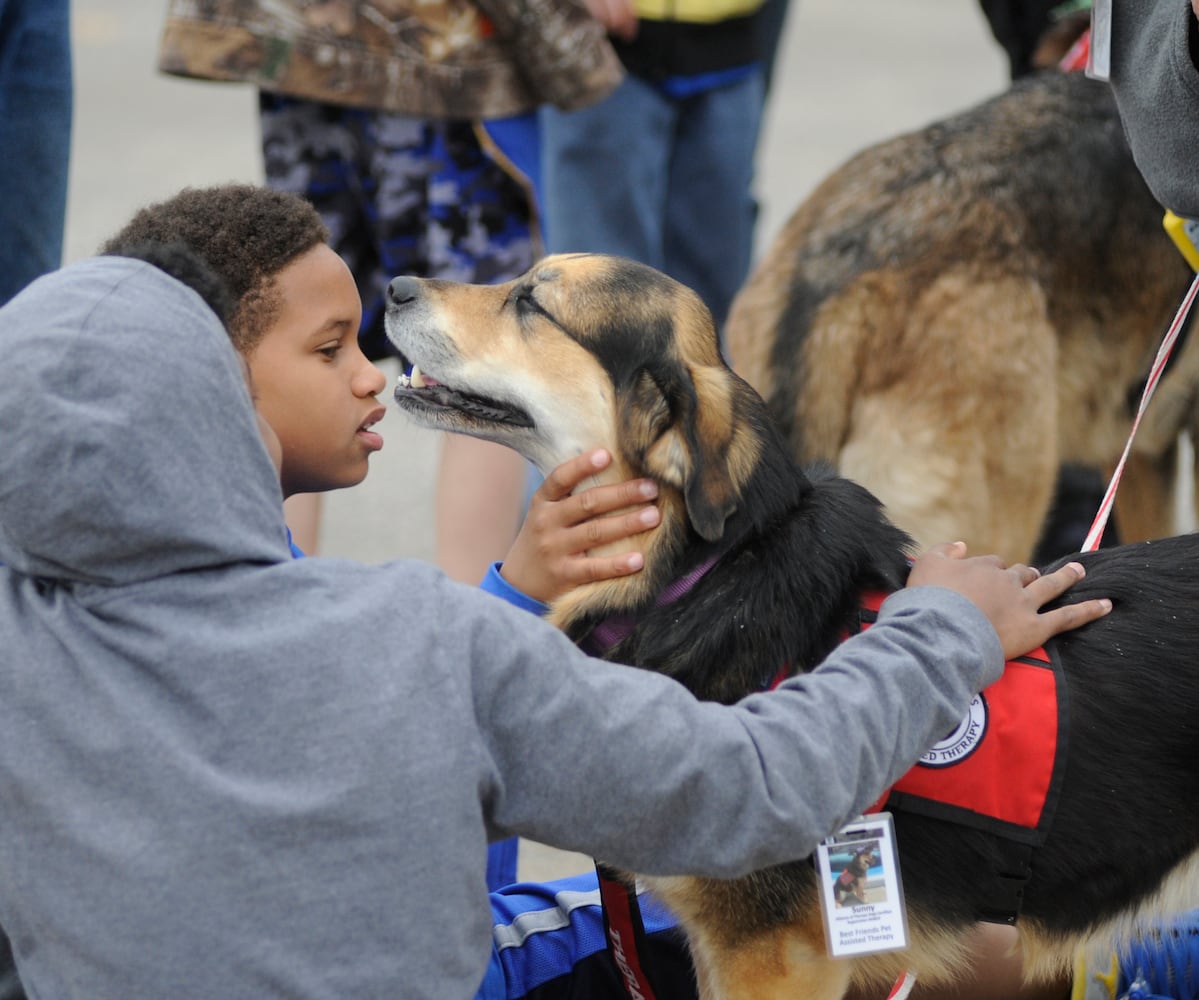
[{"x1": 0, "y1": 255, "x2": 1106, "y2": 998}]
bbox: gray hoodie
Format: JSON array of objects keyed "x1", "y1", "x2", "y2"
[{"x1": 0, "y1": 257, "x2": 1003, "y2": 998}]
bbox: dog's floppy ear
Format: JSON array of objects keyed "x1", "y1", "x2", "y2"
[{"x1": 623, "y1": 363, "x2": 741, "y2": 542}]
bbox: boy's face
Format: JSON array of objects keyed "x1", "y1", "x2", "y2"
[{"x1": 247, "y1": 245, "x2": 386, "y2": 497}]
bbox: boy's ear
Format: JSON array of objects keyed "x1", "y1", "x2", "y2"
[{"x1": 104, "y1": 241, "x2": 236, "y2": 326}]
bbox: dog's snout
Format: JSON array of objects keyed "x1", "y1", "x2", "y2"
[{"x1": 387, "y1": 276, "x2": 421, "y2": 307}]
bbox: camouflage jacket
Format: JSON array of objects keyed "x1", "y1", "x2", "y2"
[{"x1": 158, "y1": 0, "x2": 624, "y2": 119}]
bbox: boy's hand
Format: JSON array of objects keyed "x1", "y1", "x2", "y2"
[
  {"x1": 500, "y1": 450, "x2": 660, "y2": 605},
  {"x1": 907, "y1": 542, "x2": 1112, "y2": 659}
]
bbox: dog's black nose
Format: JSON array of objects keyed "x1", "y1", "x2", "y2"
[{"x1": 387, "y1": 276, "x2": 421, "y2": 307}]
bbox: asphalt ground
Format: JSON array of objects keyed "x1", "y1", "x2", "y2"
[{"x1": 65, "y1": 0, "x2": 1010, "y2": 879}]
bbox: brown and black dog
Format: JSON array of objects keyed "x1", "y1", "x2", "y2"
[
  {"x1": 386, "y1": 252, "x2": 1199, "y2": 1000},
  {"x1": 727, "y1": 70, "x2": 1199, "y2": 566}
]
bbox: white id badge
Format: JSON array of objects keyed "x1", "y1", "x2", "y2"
[
  {"x1": 815, "y1": 813, "x2": 908, "y2": 958},
  {"x1": 1087, "y1": 0, "x2": 1112, "y2": 81}
]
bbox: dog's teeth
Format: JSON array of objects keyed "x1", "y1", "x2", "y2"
[{"x1": 396, "y1": 366, "x2": 427, "y2": 390}]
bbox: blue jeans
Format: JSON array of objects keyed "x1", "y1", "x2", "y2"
[
  {"x1": 539, "y1": 68, "x2": 763, "y2": 332},
  {"x1": 0, "y1": 0, "x2": 72, "y2": 305}
]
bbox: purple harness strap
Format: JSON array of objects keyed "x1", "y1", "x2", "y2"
[{"x1": 586, "y1": 555, "x2": 719, "y2": 654}]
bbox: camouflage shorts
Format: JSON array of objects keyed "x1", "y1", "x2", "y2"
[{"x1": 260, "y1": 94, "x2": 535, "y2": 361}]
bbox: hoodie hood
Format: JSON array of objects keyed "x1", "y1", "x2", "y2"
[{"x1": 0, "y1": 256, "x2": 289, "y2": 586}]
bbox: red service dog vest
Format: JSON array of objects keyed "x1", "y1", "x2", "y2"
[
  {"x1": 857, "y1": 593, "x2": 1065, "y2": 846},
  {"x1": 595, "y1": 589, "x2": 1066, "y2": 993}
]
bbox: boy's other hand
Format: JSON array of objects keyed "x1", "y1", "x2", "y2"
[
  {"x1": 500, "y1": 450, "x2": 659, "y2": 605},
  {"x1": 907, "y1": 542, "x2": 1112, "y2": 659}
]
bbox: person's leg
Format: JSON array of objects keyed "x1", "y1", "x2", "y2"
[
  {"x1": 422, "y1": 120, "x2": 534, "y2": 283},
  {"x1": 0, "y1": 0, "x2": 72, "y2": 306},
  {"x1": 755, "y1": 0, "x2": 792, "y2": 98},
  {"x1": 663, "y1": 70, "x2": 764, "y2": 332},
  {"x1": 434, "y1": 435, "x2": 531, "y2": 584},
  {"x1": 538, "y1": 74, "x2": 674, "y2": 260},
  {"x1": 260, "y1": 93, "x2": 390, "y2": 360},
  {"x1": 347, "y1": 110, "x2": 433, "y2": 360}
]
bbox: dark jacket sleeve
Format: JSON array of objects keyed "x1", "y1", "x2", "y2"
[{"x1": 1110, "y1": 0, "x2": 1199, "y2": 217}]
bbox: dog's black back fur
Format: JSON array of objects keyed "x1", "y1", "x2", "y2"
[
  {"x1": 1027, "y1": 542, "x2": 1199, "y2": 927},
  {"x1": 877, "y1": 535, "x2": 1199, "y2": 935}
]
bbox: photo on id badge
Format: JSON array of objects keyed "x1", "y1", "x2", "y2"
[
  {"x1": 831, "y1": 839, "x2": 883, "y2": 908},
  {"x1": 817, "y1": 814, "x2": 908, "y2": 958}
]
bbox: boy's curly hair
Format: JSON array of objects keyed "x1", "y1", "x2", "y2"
[
  {"x1": 100, "y1": 184, "x2": 330, "y2": 352},
  {"x1": 115, "y1": 241, "x2": 239, "y2": 326}
]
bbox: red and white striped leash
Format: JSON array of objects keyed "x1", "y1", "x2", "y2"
[
  {"x1": 885, "y1": 969, "x2": 918, "y2": 1000},
  {"x1": 1081, "y1": 271, "x2": 1199, "y2": 552},
  {"x1": 878, "y1": 30, "x2": 1185, "y2": 1000}
]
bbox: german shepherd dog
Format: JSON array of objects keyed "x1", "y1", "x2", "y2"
[
  {"x1": 726, "y1": 70, "x2": 1199, "y2": 566},
  {"x1": 385, "y1": 253, "x2": 1199, "y2": 999}
]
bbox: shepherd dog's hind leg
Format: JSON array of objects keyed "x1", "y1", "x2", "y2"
[{"x1": 688, "y1": 922, "x2": 854, "y2": 1000}]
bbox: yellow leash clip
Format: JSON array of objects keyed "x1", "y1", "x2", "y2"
[{"x1": 1163, "y1": 210, "x2": 1199, "y2": 271}]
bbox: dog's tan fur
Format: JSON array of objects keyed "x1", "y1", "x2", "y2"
[{"x1": 726, "y1": 71, "x2": 1199, "y2": 564}]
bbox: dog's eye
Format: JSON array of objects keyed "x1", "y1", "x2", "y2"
[{"x1": 512, "y1": 286, "x2": 562, "y2": 331}]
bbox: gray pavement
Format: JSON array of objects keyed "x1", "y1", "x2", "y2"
[{"x1": 65, "y1": 0, "x2": 1009, "y2": 880}]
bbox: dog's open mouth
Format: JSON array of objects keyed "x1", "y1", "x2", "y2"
[{"x1": 394, "y1": 364, "x2": 534, "y2": 428}]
